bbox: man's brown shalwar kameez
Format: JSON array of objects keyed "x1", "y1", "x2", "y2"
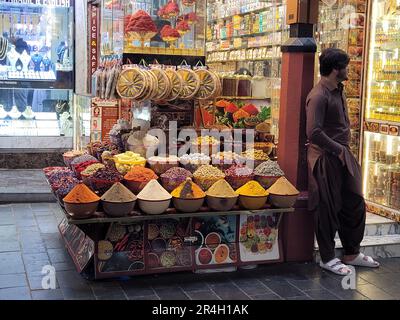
[{"x1": 306, "y1": 78, "x2": 366, "y2": 263}]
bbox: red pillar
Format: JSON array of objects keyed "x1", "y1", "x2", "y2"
[{"x1": 278, "y1": 21, "x2": 318, "y2": 262}]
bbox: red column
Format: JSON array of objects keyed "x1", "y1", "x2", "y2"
[
  {"x1": 277, "y1": 21, "x2": 318, "y2": 262},
  {"x1": 278, "y1": 52, "x2": 316, "y2": 262}
]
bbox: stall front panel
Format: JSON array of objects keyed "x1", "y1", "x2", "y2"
[{"x1": 361, "y1": 0, "x2": 400, "y2": 222}]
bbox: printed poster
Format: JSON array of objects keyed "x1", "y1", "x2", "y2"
[{"x1": 238, "y1": 213, "x2": 280, "y2": 263}]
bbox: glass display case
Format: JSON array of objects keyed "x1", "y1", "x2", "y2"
[
  {"x1": 0, "y1": 88, "x2": 73, "y2": 136},
  {"x1": 0, "y1": 1, "x2": 74, "y2": 88},
  {"x1": 0, "y1": 1, "x2": 74, "y2": 142},
  {"x1": 362, "y1": 0, "x2": 400, "y2": 220},
  {"x1": 205, "y1": 0, "x2": 289, "y2": 140},
  {"x1": 101, "y1": 0, "x2": 125, "y2": 56},
  {"x1": 102, "y1": 0, "x2": 206, "y2": 56},
  {"x1": 316, "y1": 0, "x2": 366, "y2": 158}
]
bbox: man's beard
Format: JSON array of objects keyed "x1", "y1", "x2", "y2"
[{"x1": 337, "y1": 69, "x2": 348, "y2": 82}]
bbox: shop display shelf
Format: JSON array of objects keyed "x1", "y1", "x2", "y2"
[
  {"x1": 207, "y1": 6, "x2": 275, "y2": 24},
  {"x1": 365, "y1": 118, "x2": 400, "y2": 126},
  {"x1": 217, "y1": 96, "x2": 271, "y2": 100},
  {"x1": 123, "y1": 47, "x2": 205, "y2": 56},
  {"x1": 63, "y1": 206, "x2": 294, "y2": 225}
]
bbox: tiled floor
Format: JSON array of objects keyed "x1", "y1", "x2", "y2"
[{"x1": 1, "y1": 203, "x2": 400, "y2": 300}]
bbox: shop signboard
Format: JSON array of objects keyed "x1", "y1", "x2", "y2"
[
  {"x1": 88, "y1": 2, "x2": 99, "y2": 94},
  {"x1": 90, "y1": 98, "x2": 120, "y2": 142}
]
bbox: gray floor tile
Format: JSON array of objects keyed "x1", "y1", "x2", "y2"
[
  {"x1": 0, "y1": 274, "x2": 28, "y2": 289},
  {"x1": 178, "y1": 280, "x2": 210, "y2": 293},
  {"x1": 0, "y1": 252, "x2": 25, "y2": 274},
  {"x1": 262, "y1": 280, "x2": 306, "y2": 298},
  {"x1": 130, "y1": 295, "x2": 160, "y2": 300},
  {"x1": 0, "y1": 213, "x2": 15, "y2": 225},
  {"x1": 154, "y1": 287, "x2": 190, "y2": 300},
  {"x1": 304, "y1": 289, "x2": 340, "y2": 300},
  {"x1": 286, "y1": 296, "x2": 312, "y2": 300},
  {"x1": 47, "y1": 248, "x2": 71, "y2": 264},
  {"x1": 251, "y1": 293, "x2": 282, "y2": 300},
  {"x1": 31, "y1": 203, "x2": 52, "y2": 212},
  {"x1": 187, "y1": 290, "x2": 221, "y2": 300},
  {"x1": 122, "y1": 285, "x2": 156, "y2": 298},
  {"x1": 234, "y1": 281, "x2": 272, "y2": 296},
  {"x1": 31, "y1": 289, "x2": 64, "y2": 300},
  {"x1": 288, "y1": 279, "x2": 325, "y2": 291},
  {"x1": 356, "y1": 284, "x2": 396, "y2": 300},
  {"x1": 0, "y1": 205, "x2": 12, "y2": 213},
  {"x1": 208, "y1": 283, "x2": 250, "y2": 300},
  {"x1": 0, "y1": 287, "x2": 31, "y2": 300}
]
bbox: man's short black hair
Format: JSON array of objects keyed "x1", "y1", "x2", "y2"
[{"x1": 319, "y1": 48, "x2": 350, "y2": 76}]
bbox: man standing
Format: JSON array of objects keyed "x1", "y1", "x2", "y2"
[{"x1": 306, "y1": 48, "x2": 380, "y2": 275}]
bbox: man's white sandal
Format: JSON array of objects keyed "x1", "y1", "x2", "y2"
[
  {"x1": 319, "y1": 258, "x2": 353, "y2": 276},
  {"x1": 343, "y1": 253, "x2": 380, "y2": 268}
]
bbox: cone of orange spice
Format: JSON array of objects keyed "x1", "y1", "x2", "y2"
[{"x1": 63, "y1": 183, "x2": 100, "y2": 204}]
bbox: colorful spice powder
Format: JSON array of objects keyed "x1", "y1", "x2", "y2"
[
  {"x1": 137, "y1": 179, "x2": 171, "y2": 201},
  {"x1": 71, "y1": 154, "x2": 98, "y2": 166},
  {"x1": 124, "y1": 167, "x2": 158, "y2": 182},
  {"x1": 206, "y1": 179, "x2": 238, "y2": 198},
  {"x1": 267, "y1": 177, "x2": 299, "y2": 195},
  {"x1": 101, "y1": 182, "x2": 136, "y2": 203},
  {"x1": 236, "y1": 181, "x2": 268, "y2": 196},
  {"x1": 171, "y1": 178, "x2": 205, "y2": 199},
  {"x1": 63, "y1": 183, "x2": 100, "y2": 203},
  {"x1": 225, "y1": 165, "x2": 254, "y2": 178},
  {"x1": 92, "y1": 167, "x2": 122, "y2": 182},
  {"x1": 81, "y1": 163, "x2": 106, "y2": 176},
  {"x1": 55, "y1": 179, "x2": 80, "y2": 200},
  {"x1": 47, "y1": 170, "x2": 74, "y2": 185}
]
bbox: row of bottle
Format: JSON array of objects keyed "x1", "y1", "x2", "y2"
[
  {"x1": 206, "y1": 0, "x2": 269, "y2": 21},
  {"x1": 207, "y1": 6, "x2": 285, "y2": 41}
]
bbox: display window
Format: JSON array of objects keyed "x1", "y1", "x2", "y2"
[
  {"x1": 362, "y1": 0, "x2": 400, "y2": 218},
  {"x1": 0, "y1": 0, "x2": 74, "y2": 88}
]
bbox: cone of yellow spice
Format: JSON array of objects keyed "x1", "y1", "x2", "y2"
[
  {"x1": 171, "y1": 178, "x2": 205, "y2": 213},
  {"x1": 236, "y1": 181, "x2": 268, "y2": 210}
]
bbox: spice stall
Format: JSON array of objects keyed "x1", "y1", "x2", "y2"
[{"x1": 43, "y1": 0, "x2": 300, "y2": 279}]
